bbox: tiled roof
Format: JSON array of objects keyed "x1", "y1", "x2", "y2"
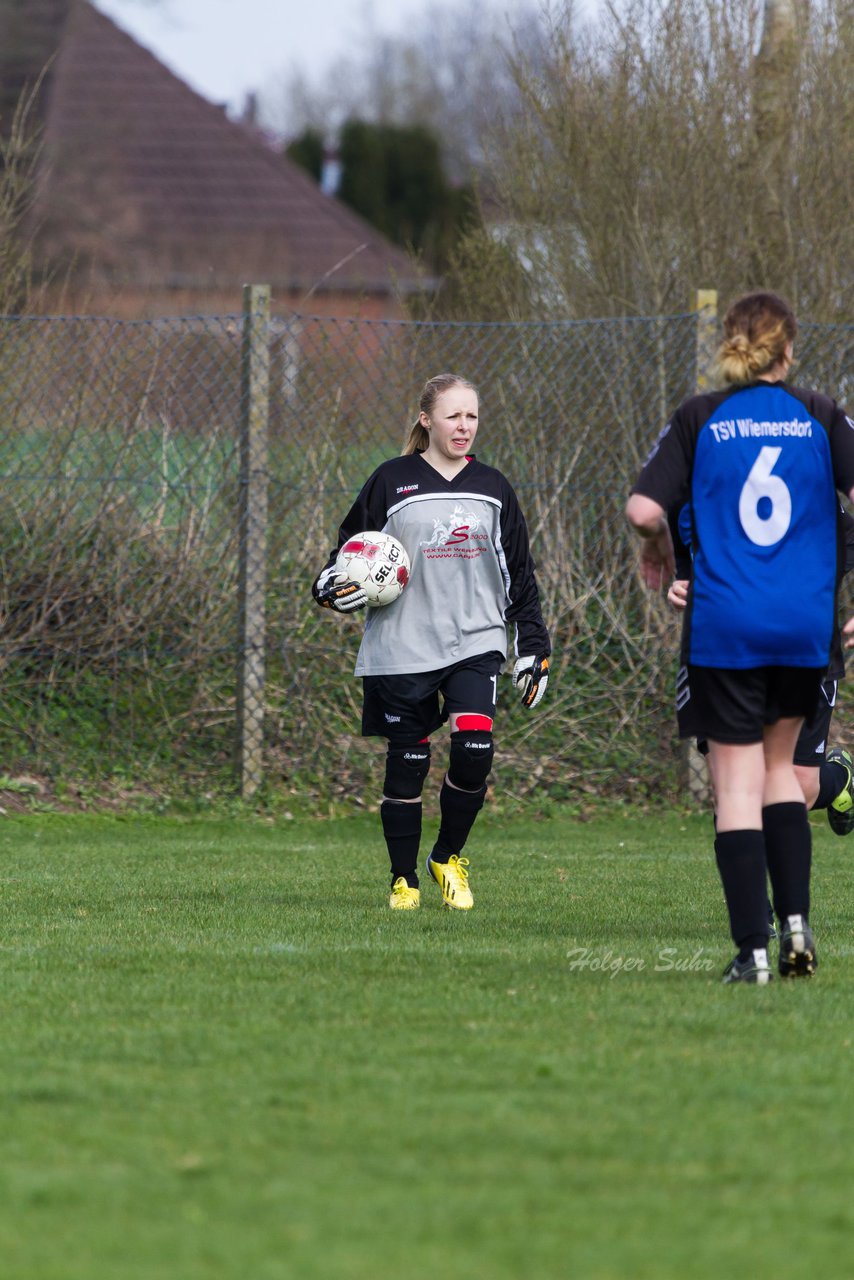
[{"x1": 0, "y1": 0, "x2": 421, "y2": 296}]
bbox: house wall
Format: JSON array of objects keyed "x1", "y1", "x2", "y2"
[{"x1": 30, "y1": 280, "x2": 409, "y2": 321}]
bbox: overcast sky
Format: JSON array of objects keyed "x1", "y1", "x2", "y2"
[{"x1": 92, "y1": 0, "x2": 555, "y2": 118}]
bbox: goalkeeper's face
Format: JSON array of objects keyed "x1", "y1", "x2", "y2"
[{"x1": 421, "y1": 387, "x2": 479, "y2": 463}]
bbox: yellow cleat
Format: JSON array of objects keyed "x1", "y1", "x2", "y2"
[
  {"x1": 389, "y1": 878, "x2": 420, "y2": 910},
  {"x1": 426, "y1": 854, "x2": 473, "y2": 910}
]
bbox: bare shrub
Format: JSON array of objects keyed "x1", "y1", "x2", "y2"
[
  {"x1": 0, "y1": 74, "x2": 43, "y2": 314},
  {"x1": 439, "y1": 0, "x2": 854, "y2": 322}
]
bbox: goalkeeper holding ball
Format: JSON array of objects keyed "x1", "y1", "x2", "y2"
[{"x1": 312, "y1": 373, "x2": 551, "y2": 911}]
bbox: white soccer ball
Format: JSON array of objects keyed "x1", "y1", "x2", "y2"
[{"x1": 335, "y1": 531, "x2": 410, "y2": 607}]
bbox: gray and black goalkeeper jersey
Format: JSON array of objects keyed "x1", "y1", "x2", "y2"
[{"x1": 313, "y1": 453, "x2": 551, "y2": 676}]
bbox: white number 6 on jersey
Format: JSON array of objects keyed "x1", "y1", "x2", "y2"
[{"x1": 738, "y1": 446, "x2": 792, "y2": 547}]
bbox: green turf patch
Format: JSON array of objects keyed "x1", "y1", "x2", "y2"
[{"x1": 0, "y1": 810, "x2": 852, "y2": 1279}]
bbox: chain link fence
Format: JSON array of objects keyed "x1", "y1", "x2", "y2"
[
  {"x1": 0, "y1": 310, "x2": 244, "y2": 796},
  {"x1": 1, "y1": 298, "x2": 853, "y2": 808}
]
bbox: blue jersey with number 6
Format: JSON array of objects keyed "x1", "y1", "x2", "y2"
[
  {"x1": 631, "y1": 381, "x2": 854, "y2": 670},
  {"x1": 689, "y1": 384, "x2": 836, "y2": 666}
]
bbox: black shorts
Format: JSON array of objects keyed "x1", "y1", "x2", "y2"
[
  {"x1": 675, "y1": 663, "x2": 825, "y2": 747},
  {"x1": 690, "y1": 676, "x2": 838, "y2": 763},
  {"x1": 793, "y1": 677, "x2": 837, "y2": 766},
  {"x1": 361, "y1": 651, "x2": 503, "y2": 741}
]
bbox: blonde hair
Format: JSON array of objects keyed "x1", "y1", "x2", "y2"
[
  {"x1": 402, "y1": 373, "x2": 479, "y2": 455},
  {"x1": 716, "y1": 290, "x2": 798, "y2": 386}
]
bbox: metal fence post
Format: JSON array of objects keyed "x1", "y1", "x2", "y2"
[
  {"x1": 682, "y1": 288, "x2": 719, "y2": 807},
  {"x1": 237, "y1": 284, "x2": 271, "y2": 798}
]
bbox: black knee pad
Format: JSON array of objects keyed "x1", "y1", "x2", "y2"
[
  {"x1": 383, "y1": 741, "x2": 431, "y2": 800},
  {"x1": 448, "y1": 729, "x2": 494, "y2": 792}
]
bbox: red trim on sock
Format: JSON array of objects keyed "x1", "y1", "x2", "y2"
[
  {"x1": 419, "y1": 736, "x2": 430, "y2": 743},
  {"x1": 456, "y1": 714, "x2": 493, "y2": 731}
]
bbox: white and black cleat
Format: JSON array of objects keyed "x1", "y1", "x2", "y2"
[{"x1": 722, "y1": 947, "x2": 773, "y2": 985}]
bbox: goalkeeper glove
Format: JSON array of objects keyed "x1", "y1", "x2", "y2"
[
  {"x1": 512, "y1": 655, "x2": 550, "y2": 710},
  {"x1": 314, "y1": 565, "x2": 368, "y2": 613}
]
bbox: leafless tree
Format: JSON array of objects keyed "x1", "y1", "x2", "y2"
[
  {"x1": 442, "y1": 0, "x2": 854, "y2": 320},
  {"x1": 262, "y1": 0, "x2": 549, "y2": 182}
]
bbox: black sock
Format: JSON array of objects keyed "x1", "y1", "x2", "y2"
[
  {"x1": 381, "y1": 800, "x2": 421, "y2": 887},
  {"x1": 813, "y1": 759, "x2": 849, "y2": 811},
  {"x1": 763, "y1": 801, "x2": 811, "y2": 922},
  {"x1": 431, "y1": 780, "x2": 486, "y2": 861},
  {"x1": 714, "y1": 829, "x2": 769, "y2": 955}
]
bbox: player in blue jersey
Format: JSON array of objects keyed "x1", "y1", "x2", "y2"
[
  {"x1": 626, "y1": 290, "x2": 854, "y2": 984},
  {"x1": 312, "y1": 373, "x2": 551, "y2": 912}
]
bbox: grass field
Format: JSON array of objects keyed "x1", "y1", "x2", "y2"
[{"x1": 2, "y1": 807, "x2": 853, "y2": 1279}]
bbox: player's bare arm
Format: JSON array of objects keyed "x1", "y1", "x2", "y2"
[{"x1": 625, "y1": 493, "x2": 676, "y2": 590}]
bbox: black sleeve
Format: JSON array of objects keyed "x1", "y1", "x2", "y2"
[
  {"x1": 630, "y1": 401, "x2": 699, "y2": 513},
  {"x1": 828, "y1": 404, "x2": 854, "y2": 497},
  {"x1": 499, "y1": 479, "x2": 551, "y2": 657},
  {"x1": 311, "y1": 467, "x2": 389, "y2": 599},
  {"x1": 788, "y1": 386, "x2": 854, "y2": 497}
]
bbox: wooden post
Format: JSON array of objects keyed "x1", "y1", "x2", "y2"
[
  {"x1": 691, "y1": 288, "x2": 718, "y2": 392},
  {"x1": 237, "y1": 284, "x2": 271, "y2": 798}
]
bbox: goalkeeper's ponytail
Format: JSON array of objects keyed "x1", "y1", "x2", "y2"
[
  {"x1": 403, "y1": 417, "x2": 430, "y2": 455},
  {"x1": 402, "y1": 372, "x2": 478, "y2": 455}
]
